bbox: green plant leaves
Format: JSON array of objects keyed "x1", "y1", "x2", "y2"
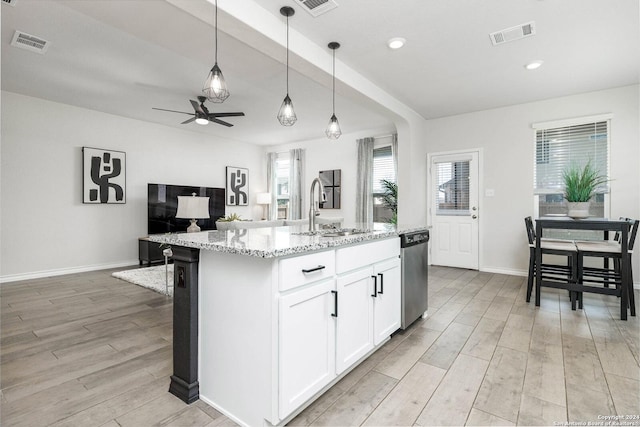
[{"x1": 562, "y1": 161, "x2": 608, "y2": 202}]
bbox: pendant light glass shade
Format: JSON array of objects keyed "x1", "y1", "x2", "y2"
[
  {"x1": 278, "y1": 94, "x2": 297, "y2": 126},
  {"x1": 203, "y1": 63, "x2": 229, "y2": 103},
  {"x1": 325, "y1": 114, "x2": 341, "y2": 139},
  {"x1": 278, "y1": 7, "x2": 297, "y2": 126},
  {"x1": 203, "y1": 0, "x2": 229, "y2": 103},
  {"x1": 325, "y1": 42, "x2": 341, "y2": 139}
]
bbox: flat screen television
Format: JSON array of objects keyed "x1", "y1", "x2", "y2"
[{"x1": 148, "y1": 183, "x2": 225, "y2": 235}]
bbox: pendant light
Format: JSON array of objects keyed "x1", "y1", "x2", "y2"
[
  {"x1": 202, "y1": 0, "x2": 229, "y2": 103},
  {"x1": 325, "y1": 42, "x2": 341, "y2": 140},
  {"x1": 277, "y1": 6, "x2": 297, "y2": 126}
]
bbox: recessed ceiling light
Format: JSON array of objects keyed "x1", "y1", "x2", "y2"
[
  {"x1": 525, "y1": 60, "x2": 544, "y2": 70},
  {"x1": 387, "y1": 37, "x2": 406, "y2": 49}
]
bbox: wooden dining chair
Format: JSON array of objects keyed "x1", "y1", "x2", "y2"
[
  {"x1": 575, "y1": 218, "x2": 638, "y2": 316},
  {"x1": 524, "y1": 216, "x2": 579, "y2": 304}
]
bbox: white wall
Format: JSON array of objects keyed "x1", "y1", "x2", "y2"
[
  {"x1": 1, "y1": 92, "x2": 266, "y2": 281},
  {"x1": 425, "y1": 85, "x2": 640, "y2": 276},
  {"x1": 265, "y1": 126, "x2": 395, "y2": 224}
]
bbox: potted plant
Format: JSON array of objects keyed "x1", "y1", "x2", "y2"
[
  {"x1": 379, "y1": 179, "x2": 398, "y2": 225},
  {"x1": 562, "y1": 161, "x2": 608, "y2": 219},
  {"x1": 215, "y1": 213, "x2": 244, "y2": 230}
]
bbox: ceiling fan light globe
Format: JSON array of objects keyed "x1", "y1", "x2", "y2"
[
  {"x1": 195, "y1": 117, "x2": 209, "y2": 125},
  {"x1": 277, "y1": 94, "x2": 297, "y2": 126},
  {"x1": 203, "y1": 63, "x2": 230, "y2": 103},
  {"x1": 325, "y1": 114, "x2": 341, "y2": 139}
]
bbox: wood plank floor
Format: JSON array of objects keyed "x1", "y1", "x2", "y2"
[{"x1": 1, "y1": 266, "x2": 638, "y2": 426}]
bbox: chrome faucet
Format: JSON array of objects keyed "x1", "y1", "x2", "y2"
[{"x1": 309, "y1": 178, "x2": 325, "y2": 231}]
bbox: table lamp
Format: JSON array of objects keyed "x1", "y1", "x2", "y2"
[
  {"x1": 256, "y1": 192, "x2": 271, "y2": 220},
  {"x1": 176, "y1": 193, "x2": 210, "y2": 233}
]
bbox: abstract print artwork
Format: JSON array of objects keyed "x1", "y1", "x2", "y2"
[
  {"x1": 226, "y1": 166, "x2": 249, "y2": 206},
  {"x1": 83, "y1": 147, "x2": 126, "y2": 204}
]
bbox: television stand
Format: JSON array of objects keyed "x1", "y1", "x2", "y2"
[{"x1": 138, "y1": 237, "x2": 166, "y2": 266}]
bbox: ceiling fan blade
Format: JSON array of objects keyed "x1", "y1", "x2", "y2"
[
  {"x1": 190, "y1": 100, "x2": 206, "y2": 115},
  {"x1": 152, "y1": 107, "x2": 193, "y2": 115},
  {"x1": 209, "y1": 112, "x2": 245, "y2": 118},
  {"x1": 210, "y1": 118, "x2": 233, "y2": 127},
  {"x1": 181, "y1": 117, "x2": 196, "y2": 124}
]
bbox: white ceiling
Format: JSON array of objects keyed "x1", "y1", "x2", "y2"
[{"x1": 2, "y1": 0, "x2": 638, "y2": 146}]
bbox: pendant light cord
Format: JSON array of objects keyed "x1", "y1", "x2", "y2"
[
  {"x1": 332, "y1": 48, "x2": 335, "y2": 114},
  {"x1": 286, "y1": 14, "x2": 290, "y2": 94},
  {"x1": 214, "y1": 0, "x2": 218, "y2": 64}
]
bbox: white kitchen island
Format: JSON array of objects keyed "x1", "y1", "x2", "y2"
[{"x1": 150, "y1": 224, "x2": 422, "y2": 426}]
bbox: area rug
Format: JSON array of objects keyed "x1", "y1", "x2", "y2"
[{"x1": 112, "y1": 264, "x2": 173, "y2": 296}]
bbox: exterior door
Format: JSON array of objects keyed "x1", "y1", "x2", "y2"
[{"x1": 430, "y1": 151, "x2": 479, "y2": 269}]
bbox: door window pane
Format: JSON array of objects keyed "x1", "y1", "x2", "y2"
[{"x1": 435, "y1": 161, "x2": 470, "y2": 215}]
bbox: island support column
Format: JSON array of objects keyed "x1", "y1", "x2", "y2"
[{"x1": 169, "y1": 246, "x2": 200, "y2": 403}]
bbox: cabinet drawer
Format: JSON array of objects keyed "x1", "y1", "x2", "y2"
[
  {"x1": 336, "y1": 237, "x2": 400, "y2": 274},
  {"x1": 279, "y1": 250, "x2": 335, "y2": 291}
]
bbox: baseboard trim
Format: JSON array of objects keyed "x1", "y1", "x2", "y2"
[
  {"x1": 479, "y1": 266, "x2": 640, "y2": 290},
  {"x1": 480, "y1": 266, "x2": 528, "y2": 277},
  {"x1": 0, "y1": 260, "x2": 139, "y2": 284}
]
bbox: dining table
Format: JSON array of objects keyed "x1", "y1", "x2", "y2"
[{"x1": 535, "y1": 216, "x2": 630, "y2": 320}]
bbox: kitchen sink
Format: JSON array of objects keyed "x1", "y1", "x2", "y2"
[
  {"x1": 291, "y1": 228, "x2": 368, "y2": 237},
  {"x1": 321, "y1": 229, "x2": 367, "y2": 237}
]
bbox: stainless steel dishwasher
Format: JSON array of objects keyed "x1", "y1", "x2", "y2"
[{"x1": 400, "y1": 230, "x2": 429, "y2": 329}]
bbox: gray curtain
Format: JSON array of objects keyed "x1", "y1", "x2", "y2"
[
  {"x1": 266, "y1": 152, "x2": 278, "y2": 220},
  {"x1": 391, "y1": 133, "x2": 398, "y2": 179},
  {"x1": 356, "y1": 137, "x2": 375, "y2": 224},
  {"x1": 289, "y1": 148, "x2": 305, "y2": 220}
]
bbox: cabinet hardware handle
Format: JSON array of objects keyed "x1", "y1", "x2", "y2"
[
  {"x1": 302, "y1": 265, "x2": 325, "y2": 274},
  {"x1": 371, "y1": 275, "x2": 378, "y2": 297},
  {"x1": 378, "y1": 273, "x2": 384, "y2": 294},
  {"x1": 331, "y1": 290, "x2": 338, "y2": 317}
]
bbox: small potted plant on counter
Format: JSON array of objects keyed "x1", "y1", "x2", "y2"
[
  {"x1": 563, "y1": 161, "x2": 608, "y2": 219},
  {"x1": 215, "y1": 213, "x2": 244, "y2": 230}
]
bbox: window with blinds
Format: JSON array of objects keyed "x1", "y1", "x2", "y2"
[
  {"x1": 534, "y1": 120, "x2": 609, "y2": 217},
  {"x1": 373, "y1": 146, "x2": 395, "y2": 193},
  {"x1": 275, "y1": 154, "x2": 290, "y2": 220},
  {"x1": 435, "y1": 160, "x2": 470, "y2": 215},
  {"x1": 372, "y1": 145, "x2": 396, "y2": 222}
]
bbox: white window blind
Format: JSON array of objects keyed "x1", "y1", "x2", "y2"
[
  {"x1": 373, "y1": 145, "x2": 395, "y2": 193},
  {"x1": 533, "y1": 119, "x2": 610, "y2": 220},
  {"x1": 435, "y1": 160, "x2": 470, "y2": 215},
  {"x1": 534, "y1": 121, "x2": 609, "y2": 194}
]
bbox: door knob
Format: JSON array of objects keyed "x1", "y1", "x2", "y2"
[
  {"x1": 472, "y1": 206, "x2": 477, "y2": 211},
  {"x1": 472, "y1": 215, "x2": 477, "y2": 219}
]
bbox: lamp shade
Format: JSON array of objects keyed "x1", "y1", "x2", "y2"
[
  {"x1": 256, "y1": 192, "x2": 272, "y2": 205},
  {"x1": 176, "y1": 195, "x2": 210, "y2": 219}
]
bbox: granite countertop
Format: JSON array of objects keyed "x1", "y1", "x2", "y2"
[{"x1": 148, "y1": 223, "x2": 428, "y2": 258}]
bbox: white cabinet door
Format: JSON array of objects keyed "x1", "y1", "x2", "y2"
[
  {"x1": 279, "y1": 279, "x2": 336, "y2": 419},
  {"x1": 373, "y1": 258, "x2": 401, "y2": 346},
  {"x1": 335, "y1": 268, "x2": 374, "y2": 374}
]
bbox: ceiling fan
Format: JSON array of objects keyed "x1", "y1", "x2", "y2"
[{"x1": 152, "y1": 96, "x2": 245, "y2": 127}]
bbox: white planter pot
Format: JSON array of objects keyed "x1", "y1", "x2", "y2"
[{"x1": 567, "y1": 201, "x2": 590, "y2": 219}]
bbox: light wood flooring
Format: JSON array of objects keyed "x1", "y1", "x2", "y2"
[{"x1": 1, "y1": 266, "x2": 638, "y2": 426}]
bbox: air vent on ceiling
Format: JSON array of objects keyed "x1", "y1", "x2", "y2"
[
  {"x1": 294, "y1": 0, "x2": 338, "y2": 17},
  {"x1": 489, "y1": 21, "x2": 535, "y2": 46},
  {"x1": 2, "y1": 0, "x2": 17, "y2": 6},
  {"x1": 11, "y1": 30, "x2": 50, "y2": 54}
]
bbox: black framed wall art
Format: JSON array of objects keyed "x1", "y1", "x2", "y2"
[
  {"x1": 319, "y1": 169, "x2": 341, "y2": 209},
  {"x1": 83, "y1": 147, "x2": 126, "y2": 204},
  {"x1": 226, "y1": 166, "x2": 249, "y2": 206}
]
